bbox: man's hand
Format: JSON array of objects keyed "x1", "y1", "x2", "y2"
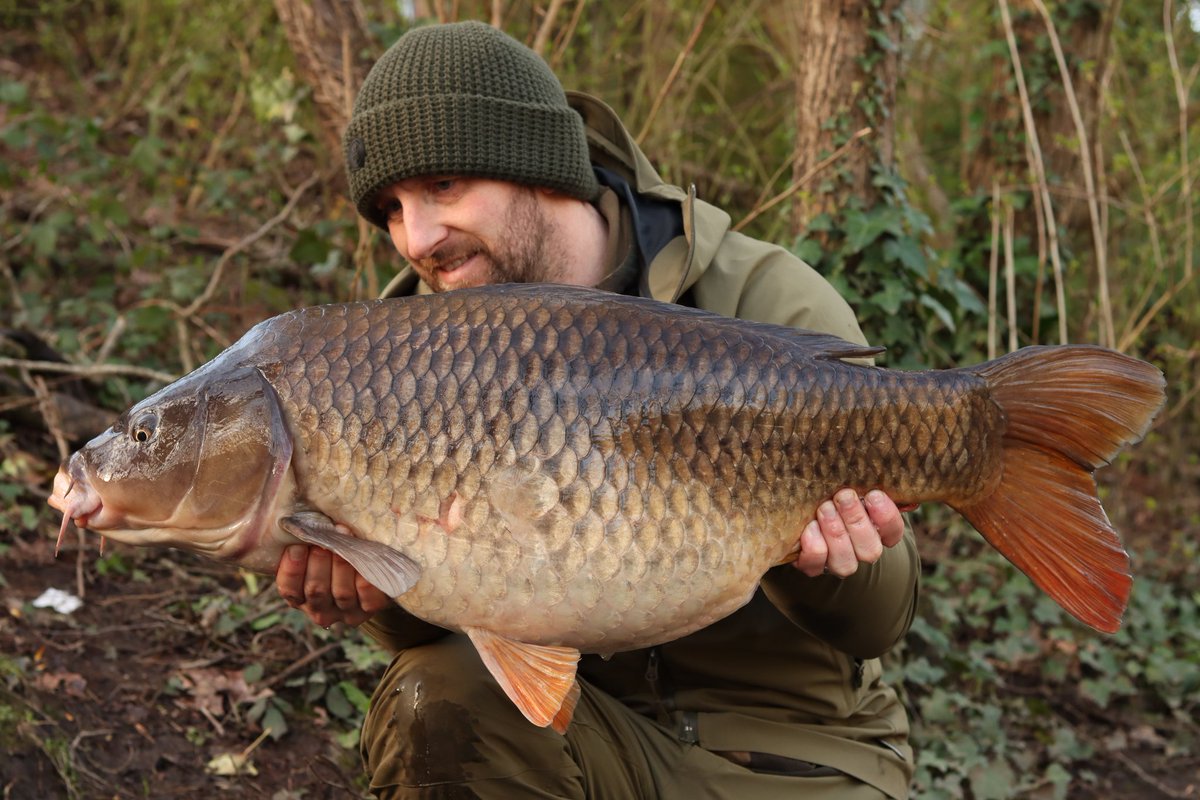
[
  {"x1": 276, "y1": 545, "x2": 393, "y2": 627},
  {"x1": 793, "y1": 489, "x2": 911, "y2": 578}
]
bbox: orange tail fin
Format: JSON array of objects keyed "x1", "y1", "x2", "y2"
[{"x1": 955, "y1": 345, "x2": 1165, "y2": 633}]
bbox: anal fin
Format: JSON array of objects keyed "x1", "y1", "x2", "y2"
[
  {"x1": 464, "y1": 625, "x2": 581, "y2": 733},
  {"x1": 280, "y1": 512, "x2": 421, "y2": 598}
]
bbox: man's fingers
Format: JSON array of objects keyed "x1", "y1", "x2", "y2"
[
  {"x1": 355, "y1": 574, "x2": 396, "y2": 616},
  {"x1": 302, "y1": 547, "x2": 334, "y2": 612},
  {"x1": 835, "y1": 489, "x2": 884, "y2": 564},
  {"x1": 817, "y1": 499, "x2": 858, "y2": 576},
  {"x1": 329, "y1": 555, "x2": 362, "y2": 611},
  {"x1": 277, "y1": 545, "x2": 310, "y2": 606},
  {"x1": 793, "y1": 521, "x2": 828, "y2": 577},
  {"x1": 864, "y1": 489, "x2": 906, "y2": 547}
]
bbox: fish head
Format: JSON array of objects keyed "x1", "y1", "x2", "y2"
[{"x1": 48, "y1": 366, "x2": 294, "y2": 566}]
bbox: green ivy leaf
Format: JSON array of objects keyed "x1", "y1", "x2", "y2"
[
  {"x1": 919, "y1": 294, "x2": 955, "y2": 332},
  {"x1": 0, "y1": 80, "x2": 28, "y2": 106},
  {"x1": 290, "y1": 228, "x2": 332, "y2": 265},
  {"x1": 324, "y1": 684, "x2": 355, "y2": 720},
  {"x1": 130, "y1": 135, "x2": 165, "y2": 177},
  {"x1": 969, "y1": 760, "x2": 1016, "y2": 800},
  {"x1": 883, "y1": 236, "x2": 926, "y2": 275},
  {"x1": 337, "y1": 680, "x2": 372, "y2": 715},
  {"x1": 845, "y1": 206, "x2": 904, "y2": 252},
  {"x1": 791, "y1": 237, "x2": 824, "y2": 266},
  {"x1": 874, "y1": 276, "x2": 912, "y2": 315},
  {"x1": 262, "y1": 702, "x2": 289, "y2": 740}
]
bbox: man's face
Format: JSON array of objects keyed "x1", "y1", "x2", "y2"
[{"x1": 374, "y1": 177, "x2": 566, "y2": 293}]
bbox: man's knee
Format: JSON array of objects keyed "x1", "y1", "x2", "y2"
[{"x1": 361, "y1": 634, "x2": 580, "y2": 796}]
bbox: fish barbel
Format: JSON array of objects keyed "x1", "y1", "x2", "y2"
[{"x1": 47, "y1": 284, "x2": 1165, "y2": 731}]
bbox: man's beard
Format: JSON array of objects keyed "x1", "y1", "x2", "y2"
[{"x1": 414, "y1": 188, "x2": 566, "y2": 292}]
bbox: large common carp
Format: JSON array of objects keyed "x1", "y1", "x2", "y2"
[{"x1": 48, "y1": 284, "x2": 1164, "y2": 731}]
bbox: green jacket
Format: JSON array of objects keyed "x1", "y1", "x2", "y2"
[{"x1": 368, "y1": 92, "x2": 918, "y2": 798}]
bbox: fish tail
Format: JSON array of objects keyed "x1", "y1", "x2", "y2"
[{"x1": 954, "y1": 345, "x2": 1165, "y2": 633}]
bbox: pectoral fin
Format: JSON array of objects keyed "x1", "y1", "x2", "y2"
[
  {"x1": 279, "y1": 512, "x2": 421, "y2": 598},
  {"x1": 464, "y1": 625, "x2": 581, "y2": 734}
]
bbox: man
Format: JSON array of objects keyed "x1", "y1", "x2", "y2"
[{"x1": 276, "y1": 21, "x2": 919, "y2": 799}]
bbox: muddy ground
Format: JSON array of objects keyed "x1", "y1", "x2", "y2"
[{"x1": 1, "y1": 529, "x2": 378, "y2": 800}]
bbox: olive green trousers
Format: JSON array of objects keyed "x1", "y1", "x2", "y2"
[{"x1": 359, "y1": 634, "x2": 889, "y2": 799}]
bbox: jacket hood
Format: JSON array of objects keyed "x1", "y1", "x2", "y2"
[{"x1": 568, "y1": 91, "x2": 730, "y2": 301}]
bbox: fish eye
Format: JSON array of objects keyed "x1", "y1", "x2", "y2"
[{"x1": 131, "y1": 413, "x2": 158, "y2": 444}]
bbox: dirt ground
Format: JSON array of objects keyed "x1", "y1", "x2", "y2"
[{"x1": 1, "y1": 530, "x2": 375, "y2": 800}]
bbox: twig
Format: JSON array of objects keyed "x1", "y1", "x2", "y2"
[
  {"x1": 94, "y1": 315, "x2": 127, "y2": 365},
  {"x1": 1112, "y1": 749, "x2": 1194, "y2": 799},
  {"x1": 550, "y1": 0, "x2": 589, "y2": 70},
  {"x1": 27, "y1": 374, "x2": 69, "y2": 463},
  {"x1": 239, "y1": 728, "x2": 271, "y2": 760},
  {"x1": 23, "y1": 366, "x2": 85, "y2": 597},
  {"x1": 0, "y1": 357, "x2": 175, "y2": 384},
  {"x1": 185, "y1": 77, "x2": 247, "y2": 212},
  {"x1": 636, "y1": 0, "x2": 718, "y2": 145},
  {"x1": 998, "y1": 0, "x2": 1069, "y2": 344},
  {"x1": 1031, "y1": 173, "x2": 1047, "y2": 344},
  {"x1": 531, "y1": 0, "x2": 567, "y2": 56},
  {"x1": 0, "y1": 255, "x2": 25, "y2": 320},
  {"x1": 1116, "y1": 128, "x2": 1168, "y2": 348},
  {"x1": 350, "y1": 215, "x2": 377, "y2": 301},
  {"x1": 179, "y1": 172, "x2": 320, "y2": 319},
  {"x1": 1031, "y1": 0, "x2": 1113, "y2": 347},
  {"x1": 734, "y1": 128, "x2": 872, "y2": 233},
  {"x1": 1165, "y1": 0, "x2": 1194, "y2": 280},
  {"x1": 174, "y1": 315, "x2": 194, "y2": 376},
  {"x1": 1004, "y1": 201, "x2": 1018, "y2": 353},
  {"x1": 988, "y1": 183, "x2": 1001, "y2": 360},
  {"x1": 1119, "y1": 270, "x2": 1196, "y2": 352},
  {"x1": 262, "y1": 642, "x2": 340, "y2": 690}
]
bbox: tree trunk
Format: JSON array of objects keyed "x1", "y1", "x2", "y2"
[
  {"x1": 272, "y1": 0, "x2": 375, "y2": 160},
  {"x1": 770, "y1": 0, "x2": 902, "y2": 238}
]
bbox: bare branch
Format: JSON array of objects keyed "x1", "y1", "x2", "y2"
[
  {"x1": 180, "y1": 172, "x2": 320, "y2": 320},
  {"x1": 998, "y1": 0, "x2": 1069, "y2": 344},
  {"x1": 550, "y1": 0, "x2": 589, "y2": 70},
  {"x1": 733, "y1": 128, "x2": 872, "y2": 234},
  {"x1": 1004, "y1": 201, "x2": 1018, "y2": 354},
  {"x1": 531, "y1": 0, "x2": 567, "y2": 56},
  {"x1": 636, "y1": 0, "x2": 718, "y2": 145},
  {"x1": 0, "y1": 357, "x2": 175, "y2": 385},
  {"x1": 1165, "y1": 0, "x2": 1194, "y2": 279},
  {"x1": 1031, "y1": 0, "x2": 1113, "y2": 347},
  {"x1": 988, "y1": 183, "x2": 1001, "y2": 360}
]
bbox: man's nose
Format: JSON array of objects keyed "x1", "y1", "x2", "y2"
[{"x1": 400, "y1": 204, "x2": 449, "y2": 261}]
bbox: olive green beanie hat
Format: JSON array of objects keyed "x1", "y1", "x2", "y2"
[{"x1": 343, "y1": 21, "x2": 599, "y2": 229}]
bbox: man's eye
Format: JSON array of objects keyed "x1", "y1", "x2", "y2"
[
  {"x1": 378, "y1": 198, "x2": 403, "y2": 219},
  {"x1": 431, "y1": 178, "x2": 457, "y2": 193}
]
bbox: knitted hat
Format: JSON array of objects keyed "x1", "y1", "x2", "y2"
[{"x1": 343, "y1": 21, "x2": 599, "y2": 229}]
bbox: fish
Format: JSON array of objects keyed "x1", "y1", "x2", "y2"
[{"x1": 47, "y1": 283, "x2": 1165, "y2": 732}]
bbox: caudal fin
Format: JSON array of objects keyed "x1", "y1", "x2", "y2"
[{"x1": 955, "y1": 345, "x2": 1165, "y2": 633}]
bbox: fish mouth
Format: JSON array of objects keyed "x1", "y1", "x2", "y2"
[{"x1": 47, "y1": 457, "x2": 109, "y2": 555}]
